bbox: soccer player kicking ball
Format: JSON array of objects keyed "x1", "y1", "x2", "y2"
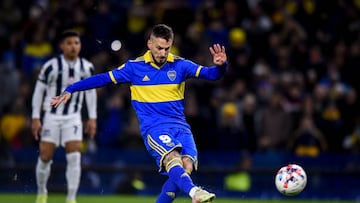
[
  {"x1": 51, "y1": 24, "x2": 227, "y2": 203},
  {"x1": 32, "y1": 30, "x2": 97, "y2": 203}
]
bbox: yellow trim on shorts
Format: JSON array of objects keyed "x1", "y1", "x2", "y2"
[
  {"x1": 147, "y1": 135, "x2": 182, "y2": 172},
  {"x1": 147, "y1": 135, "x2": 167, "y2": 155}
]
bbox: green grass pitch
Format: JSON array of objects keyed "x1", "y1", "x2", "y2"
[{"x1": 0, "y1": 194, "x2": 355, "y2": 203}]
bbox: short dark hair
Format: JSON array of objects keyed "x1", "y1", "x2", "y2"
[
  {"x1": 150, "y1": 24, "x2": 174, "y2": 42},
  {"x1": 58, "y1": 30, "x2": 80, "y2": 42}
]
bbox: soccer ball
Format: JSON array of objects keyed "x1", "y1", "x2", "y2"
[{"x1": 275, "y1": 164, "x2": 307, "y2": 196}]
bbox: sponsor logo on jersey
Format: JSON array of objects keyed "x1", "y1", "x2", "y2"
[{"x1": 142, "y1": 75, "x2": 150, "y2": 81}]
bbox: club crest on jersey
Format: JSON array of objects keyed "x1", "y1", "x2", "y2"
[{"x1": 167, "y1": 70, "x2": 176, "y2": 81}]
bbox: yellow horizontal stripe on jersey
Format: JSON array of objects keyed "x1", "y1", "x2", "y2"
[{"x1": 131, "y1": 82, "x2": 185, "y2": 102}]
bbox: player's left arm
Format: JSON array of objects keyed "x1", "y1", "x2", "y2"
[
  {"x1": 190, "y1": 44, "x2": 227, "y2": 80},
  {"x1": 84, "y1": 64, "x2": 97, "y2": 139},
  {"x1": 209, "y1": 43, "x2": 227, "y2": 67},
  {"x1": 84, "y1": 92, "x2": 97, "y2": 138}
]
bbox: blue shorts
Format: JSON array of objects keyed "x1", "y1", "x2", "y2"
[{"x1": 144, "y1": 126, "x2": 198, "y2": 173}]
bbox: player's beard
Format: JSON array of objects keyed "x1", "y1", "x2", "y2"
[{"x1": 155, "y1": 56, "x2": 166, "y2": 66}]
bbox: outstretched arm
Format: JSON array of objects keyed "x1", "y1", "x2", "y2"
[{"x1": 51, "y1": 72, "x2": 112, "y2": 107}]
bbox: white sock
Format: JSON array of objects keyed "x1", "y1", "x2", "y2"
[
  {"x1": 36, "y1": 158, "x2": 52, "y2": 195},
  {"x1": 66, "y1": 152, "x2": 81, "y2": 201},
  {"x1": 189, "y1": 186, "x2": 199, "y2": 198}
]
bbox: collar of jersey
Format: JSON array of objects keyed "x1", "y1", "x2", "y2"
[{"x1": 144, "y1": 50, "x2": 174, "y2": 69}]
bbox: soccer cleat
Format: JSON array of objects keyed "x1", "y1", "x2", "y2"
[
  {"x1": 66, "y1": 200, "x2": 77, "y2": 203},
  {"x1": 192, "y1": 188, "x2": 216, "y2": 203},
  {"x1": 35, "y1": 194, "x2": 47, "y2": 203}
]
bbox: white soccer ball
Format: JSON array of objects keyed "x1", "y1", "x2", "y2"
[{"x1": 275, "y1": 164, "x2": 307, "y2": 196}]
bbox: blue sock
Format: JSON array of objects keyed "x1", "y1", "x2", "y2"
[
  {"x1": 167, "y1": 165, "x2": 195, "y2": 194},
  {"x1": 156, "y1": 179, "x2": 179, "y2": 203}
]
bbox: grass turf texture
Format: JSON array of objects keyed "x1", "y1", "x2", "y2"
[{"x1": 0, "y1": 194, "x2": 354, "y2": 203}]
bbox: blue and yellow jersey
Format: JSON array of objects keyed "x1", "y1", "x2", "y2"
[{"x1": 66, "y1": 50, "x2": 226, "y2": 135}]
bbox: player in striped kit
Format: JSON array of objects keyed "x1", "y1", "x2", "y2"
[
  {"x1": 31, "y1": 30, "x2": 97, "y2": 203},
  {"x1": 51, "y1": 24, "x2": 227, "y2": 203}
]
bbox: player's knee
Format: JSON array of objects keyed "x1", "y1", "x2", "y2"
[
  {"x1": 39, "y1": 142, "x2": 56, "y2": 161},
  {"x1": 65, "y1": 141, "x2": 81, "y2": 153},
  {"x1": 39, "y1": 154, "x2": 53, "y2": 162},
  {"x1": 182, "y1": 157, "x2": 194, "y2": 174},
  {"x1": 163, "y1": 151, "x2": 183, "y2": 172},
  {"x1": 164, "y1": 157, "x2": 183, "y2": 172},
  {"x1": 163, "y1": 150, "x2": 181, "y2": 164}
]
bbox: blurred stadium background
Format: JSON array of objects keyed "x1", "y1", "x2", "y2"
[{"x1": 1, "y1": 0, "x2": 360, "y2": 202}]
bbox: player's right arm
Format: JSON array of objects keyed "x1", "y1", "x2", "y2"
[
  {"x1": 51, "y1": 63, "x2": 132, "y2": 107},
  {"x1": 51, "y1": 72, "x2": 112, "y2": 107},
  {"x1": 32, "y1": 81, "x2": 46, "y2": 140},
  {"x1": 32, "y1": 61, "x2": 53, "y2": 140}
]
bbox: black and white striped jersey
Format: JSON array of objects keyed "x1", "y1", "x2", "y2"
[{"x1": 32, "y1": 54, "x2": 97, "y2": 119}]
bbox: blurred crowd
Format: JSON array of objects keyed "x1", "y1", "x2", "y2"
[{"x1": 1, "y1": 0, "x2": 360, "y2": 161}]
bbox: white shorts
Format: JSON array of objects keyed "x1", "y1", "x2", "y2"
[{"x1": 40, "y1": 113, "x2": 83, "y2": 147}]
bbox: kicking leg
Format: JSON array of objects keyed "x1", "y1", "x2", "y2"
[
  {"x1": 156, "y1": 156, "x2": 197, "y2": 203},
  {"x1": 163, "y1": 151, "x2": 215, "y2": 203}
]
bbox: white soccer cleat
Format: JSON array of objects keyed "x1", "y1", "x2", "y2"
[
  {"x1": 66, "y1": 200, "x2": 77, "y2": 203},
  {"x1": 192, "y1": 188, "x2": 216, "y2": 203},
  {"x1": 35, "y1": 194, "x2": 47, "y2": 203}
]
